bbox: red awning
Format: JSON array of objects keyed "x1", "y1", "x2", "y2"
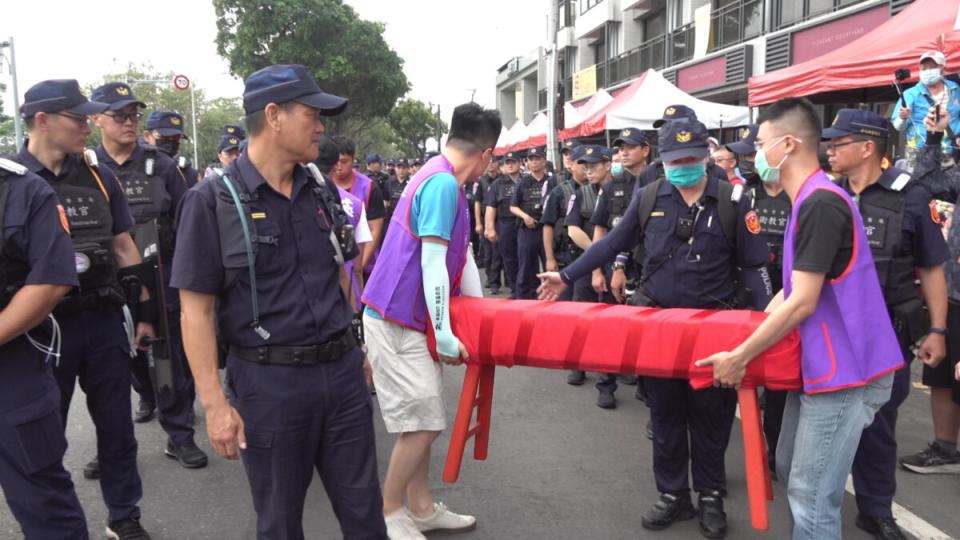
[{"x1": 749, "y1": 0, "x2": 960, "y2": 106}]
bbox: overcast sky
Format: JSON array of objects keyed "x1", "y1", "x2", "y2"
[{"x1": 1, "y1": 0, "x2": 547, "y2": 125}]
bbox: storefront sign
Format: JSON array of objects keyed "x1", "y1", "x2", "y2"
[
  {"x1": 677, "y1": 56, "x2": 727, "y2": 93},
  {"x1": 792, "y1": 6, "x2": 890, "y2": 64},
  {"x1": 572, "y1": 64, "x2": 598, "y2": 101}
]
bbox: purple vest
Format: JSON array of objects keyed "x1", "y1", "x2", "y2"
[
  {"x1": 337, "y1": 186, "x2": 364, "y2": 311},
  {"x1": 362, "y1": 155, "x2": 470, "y2": 333},
  {"x1": 783, "y1": 170, "x2": 903, "y2": 394},
  {"x1": 349, "y1": 171, "x2": 379, "y2": 273}
]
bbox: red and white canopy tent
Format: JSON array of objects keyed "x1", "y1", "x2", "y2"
[
  {"x1": 494, "y1": 121, "x2": 529, "y2": 155},
  {"x1": 748, "y1": 0, "x2": 960, "y2": 106},
  {"x1": 507, "y1": 112, "x2": 549, "y2": 153},
  {"x1": 560, "y1": 69, "x2": 750, "y2": 140}
]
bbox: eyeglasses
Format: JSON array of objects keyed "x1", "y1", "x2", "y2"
[
  {"x1": 824, "y1": 138, "x2": 867, "y2": 152},
  {"x1": 104, "y1": 111, "x2": 142, "y2": 124},
  {"x1": 53, "y1": 112, "x2": 91, "y2": 127}
]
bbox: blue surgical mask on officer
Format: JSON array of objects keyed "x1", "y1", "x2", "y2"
[
  {"x1": 611, "y1": 162, "x2": 623, "y2": 176},
  {"x1": 920, "y1": 68, "x2": 942, "y2": 86},
  {"x1": 663, "y1": 161, "x2": 706, "y2": 188}
]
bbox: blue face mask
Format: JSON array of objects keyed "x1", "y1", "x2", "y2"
[
  {"x1": 920, "y1": 68, "x2": 942, "y2": 86},
  {"x1": 611, "y1": 162, "x2": 623, "y2": 176},
  {"x1": 663, "y1": 162, "x2": 706, "y2": 188}
]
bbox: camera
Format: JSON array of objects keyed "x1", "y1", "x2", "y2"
[{"x1": 895, "y1": 68, "x2": 911, "y2": 82}]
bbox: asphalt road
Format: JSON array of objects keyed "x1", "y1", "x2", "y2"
[{"x1": 1, "y1": 299, "x2": 959, "y2": 538}]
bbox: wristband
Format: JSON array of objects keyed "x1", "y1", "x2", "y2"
[{"x1": 929, "y1": 327, "x2": 948, "y2": 336}]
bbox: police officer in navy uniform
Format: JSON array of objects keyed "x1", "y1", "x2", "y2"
[
  {"x1": 540, "y1": 118, "x2": 773, "y2": 538},
  {"x1": 172, "y1": 64, "x2": 385, "y2": 539},
  {"x1": 638, "y1": 105, "x2": 729, "y2": 188},
  {"x1": 383, "y1": 157, "x2": 411, "y2": 244},
  {"x1": 365, "y1": 153, "x2": 390, "y2": 195},
  {"x1": 90, "y1": 82, "x2": 207, "y2": 471},
  {"x1": 541, "y1": 144, "x2": 585, "y2": 302},
  {"x1": 510, "y1": 147, "x2": 556, "y2": 299},
  {"x1": 0, "y1": 150, "x2": 89, "y2": 537},
  {"x1": 824, "y1": 109, "x2": 949, "y2": 540},
  {"x1": 562, "y1": 145, "x2": 616, "y2": 390},
  {"x1": 217, "y1": 135, "x2": 241, "y2": 169},
  {"x1": 18, "y1": 79, "x2": 155, "y2": 539},
  {"x1": 484, "y1": 151, "x2": 522, "y2": 297},
  {"x1": 143, "y1": 111, "x2": 200, "y2": 187},
  {"x1": 475, "y1": 158, "x2": 503, "y2": 292}
]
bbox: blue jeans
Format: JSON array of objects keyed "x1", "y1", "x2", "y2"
[{"x1": 775, "y1": 373, "x2": 894, "y2": 540}]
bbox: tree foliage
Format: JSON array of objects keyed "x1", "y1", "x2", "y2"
[
  {"x1": 213, "y1": 0, "x2": 409, "y2": 121},
  {"x1": 388, "y1": 99, "x2": 447, "y2": 159},
  {"x1": 0, "y1": 82, "x2": 18, "y2": 154}
]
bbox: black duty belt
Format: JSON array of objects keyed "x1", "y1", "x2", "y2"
[
  {"x1": 228, "y1": 329, "x2": 356, "y2": 366},
  {"x1": 55, "y1": 290, "x2": 126, "y2": 315}
]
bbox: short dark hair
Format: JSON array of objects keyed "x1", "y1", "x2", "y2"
[
  {"x1": 756, "y1": 98, "x2": 822, "y2": 150},
  {"x1": 245, "y1": 102, "x2": 296, "y2": 136},
  {"x1": 446, "y1": 103, "x2": 502, "y2": 154},
  {"x1": 315, "y1": 134, "x2": 340, "y2": 175},
  {"x1": 24, "y1": 115, "x2": 35, "y2": 130},
  {"x1": 332, "y1": 135, "x2": 356, "y2": 157},
  {"x1": 864, "y1": 135, "x2": 889, "y2": 162}
]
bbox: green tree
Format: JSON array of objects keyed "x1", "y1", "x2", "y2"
[
  {"x1": 388, "y1": 99, "x2": 447, "y2": 158},
  {"x1": 213, "y1": 0, "x2": 409, "y2": 123},
  {"x1": 0, "y1": 82, "x2": 17, "y2": 153}
]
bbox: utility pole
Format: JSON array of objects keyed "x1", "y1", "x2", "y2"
[
  {"x1": 546, "y1": 0, "x2": 560, "y2": 167},
  {"x1": 436, "y1": 104, "x2": 442, "y2": 153},
  {"x1": 0, "y1": 37, "x2": 23, "y2": 151}
]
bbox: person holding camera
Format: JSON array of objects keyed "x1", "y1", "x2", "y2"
[
  {"x1": 539, "y1": 118, "x2": 772, "y2": 539},
  {"x1": 890, "y1": 51, "x2": 960, "y2": 170}
]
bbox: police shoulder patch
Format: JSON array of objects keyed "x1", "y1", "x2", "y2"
[
  {"x1": 745, "y1": 210, "x2": 761, "y2": 234},
  {"x1": 930, "y1": 200, "x2": 942, "y2": 225},
  {"x1": 57, "y1": 204, "x2": 71, "y2": 234}
]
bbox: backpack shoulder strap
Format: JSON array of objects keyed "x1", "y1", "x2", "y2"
[
  {"x1": 637, "y1": 179, "x2": 662, "y2": 234},
  {"x1": 716, "y1": 180, "x2": 738, "y2": 251}
]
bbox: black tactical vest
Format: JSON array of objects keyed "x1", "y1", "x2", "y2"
[
  {"x1": 519, "y1": 174, "x2": 548, "y2": 219},
  {"x1": 51, "y1": 155, "x2": 119, "y2": 297},
  {"x1": 578, "y1": 183, "x2": 600, "y2": 242},
  {"x1": 386, "y1": 177, "x2": 407, "y2": 211},
  {"x1": 607, "y1": 172, "x2": 638, "y2": 229},
  {"x1": 496, "y1": 176, "x2": 518, "y2": 219},
  {"x1": 855, "y1": 171, "x2": 919, "y2": 307},
  {"x1": 112, "y1": 146, "x2": 175, "y2": 259},
  {"x1": 0, "y1": 168, "x2": 31, "y2": 309},
  {"x1": 553, "y1": 179, "x2": 577, "y2": 253},
  {"x1": 752, "y1": 186, "x2": 791, "y2": 273}
]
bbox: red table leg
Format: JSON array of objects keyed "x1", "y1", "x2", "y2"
[
  {"x1": 473, "y1": 365, "x2": 496, "y2": 460},
  {"x1": 443, "y1": 363, "x2": 484, "y2": 483},
  {"x1": 738, "y1": 387, "x2": 770, "y2": 531}
]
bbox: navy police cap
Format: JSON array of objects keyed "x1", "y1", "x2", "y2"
[
  {"x1": 822, "y1": 109, "x2": 890, "y2": 140},
  {"x1": 658, "y1": 119, "x2": 710, "y2": 163},
  {"x1": 613, "y1": 127, "x2": 649, "y2": 147},
  {"x1": 218, "y1": 135, "x2": 241, "y2": 152},
  {"x1": 20, "y1": 79, "x2": 108, "y2": 117},
  {"x1": 653, "y1": 104, "x2": 698, "y2": 128},
  {"x1": 222, "y1": 124, "x2": 246, "y2": 139},
  {"x1": 90, "y1": 82, "x2": 146, "y2": 111},
  {"x1": 576, "y1": 145, "x2": 614, "y2": 163},
  {"x1": 146, "y1": 111, "x2": 186, "y2": 137},
  {"x1": 243, "y1": 64, "x2": 348, "y2": 116},
  {"x1": 726, "y1": 124, "x2": 758, "y2": 155}
]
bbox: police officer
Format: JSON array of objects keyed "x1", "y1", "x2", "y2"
[
  {"x1": 540, "y1": 118, "x2": 773, "y2": 538},
  {"x1": 172, "y1": 64, "x2": 385, "y2": 538},
  {"x1": 726, "y1": 124, "x2": 792, "y2": 477},
  {"x1": 824, "y1": 109, "x2": 949, "y2": 540},
  {"x1": 18, "y1": 79, "x2": 154, "y2": 539},
  {"x1": 411, "y1": 157, "x2": 423, "y2": 176},
  {"x1": 641, "y1": 105, "x2": 729, "y2": 188},
  {"x1": 217, "y1": 135, "x2": 241, "y2": 169},
  {"x1": 143, "y1": 110, "x2": 200, "y2": 187},
  {"x1": 0, "y1": 133, "x2": 89, "y2": 537},
  {"x1": 542, "y1": 144, "x2": 584, "y2": 301},
  {"x1": 223, "y1": 124, "x2": 246, "y2": 140},
  {"x1": 563, "y1": 145, "x2": 615, "y2": 391},
  {"x1": 474, "y1": 158, "x2": 502, "y2": 292},
  {"x1": 510, "y1": 147, "x2": 555, "y2": 299},
  {"x1": 383, "y1": 158, "x2": 412, "y2": 242},
  {"x1": 365, "y1": 153, "x2": 390, "y2": 194},
  {"x1": 385, "y1": 158, "x2": 396, "y2": 178},
  {"x1": 464, "y1": 171, "x2": 482, "y2": 263},
  {"x1": 90, "y1": 82, "x2": 208, "y2": 471},
  {"x1": 484, "y1": 151, "x2": 522, "y2": 297}
]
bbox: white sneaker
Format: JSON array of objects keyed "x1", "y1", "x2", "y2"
[
  {"x1": 385, "y1": 509, "x2": 426, "y2": 540},
  {"x1": 408, "y1": 502, "x2": 477, "y2": 533}
]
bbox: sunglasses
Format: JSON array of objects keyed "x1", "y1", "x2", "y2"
[
  {"x1": 105, "y1": 111, "x2": 143, "y2": 124},
  {"x1": 53, "y1": 112, "x2": 91, "y2": 127}
]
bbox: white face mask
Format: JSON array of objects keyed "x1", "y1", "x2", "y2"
[{"x1": 921, "y1": 68, "x2": 942, "y2": 86}]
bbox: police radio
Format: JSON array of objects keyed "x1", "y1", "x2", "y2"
[{"x1": 304, "y1": 162, "x2": 358, "y2": 266}]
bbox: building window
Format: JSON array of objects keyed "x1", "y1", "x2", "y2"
[
  {"x1": 642, "y1": 10, "x2": 666, "y2": 40},
  {"x1": 775, "y1": 0, "x2": 869, "y2": 31},
  {"x1": 581, "y1": 0, "x2": 603, "y2": 15},
  {"x1": 560, "y1": 0, "x2": 577, "y2": 28}
]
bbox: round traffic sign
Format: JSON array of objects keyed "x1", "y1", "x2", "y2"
[{"x1": 173, "y1": 74, "x2": 190, "y2": 91}]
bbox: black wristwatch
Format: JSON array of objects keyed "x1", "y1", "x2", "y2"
[{"x1": 929, "y1": 327, "x2": 948, "y2": 336}]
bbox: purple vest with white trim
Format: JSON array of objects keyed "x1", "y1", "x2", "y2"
[
  {"x1": 362, "y1": 155, "x2": 470, "y2": 333},
  {"x1": 783, "y1": 170, "x2": 903, "y2": 393}
]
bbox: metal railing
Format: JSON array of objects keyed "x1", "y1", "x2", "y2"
[
  {"x1": 668, "y1": 0, "x2": 762, "y2": 64},
  {"x1": 772, "y1": 0, "x2": 870, "y2": 32}
]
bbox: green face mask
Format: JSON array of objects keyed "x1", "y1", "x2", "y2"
[
  {"x1": 755, "y1": 136, "x2": 790, "y2": 183},
  {"x1": 663, "y1": 162, "x2": 706, "y2": 188}
]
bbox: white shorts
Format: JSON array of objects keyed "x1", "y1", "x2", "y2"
[{"x1": 363, "y1": 314, "x2": 445, "y2": 433}]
